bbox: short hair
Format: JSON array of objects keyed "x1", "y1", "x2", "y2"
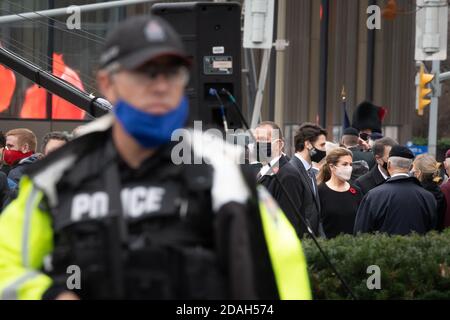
[
  {"x1": 372, "y1": 137, "x2": 398, "y2": 158},
  {"x1": 257, "y1": 121, "x2": 284, "y2": 140},
  {"x1": 389, "y1": 156, "x2": 413, "y2": 170},
  {"x1": 294, "y1": 123, "x2": 327, "y2": 152},
  {"x1": 41, "y1": 131, "x2": 71, "y2": 153},
  {"x1": 342, "y1": 135, "x2": 359, "y2": 147},
  {"x1": 325, "y1": 141, "x2": 340, "y2": 153},
  {"x1": 6, "y1": 128, "x2": 37, "y2": 152}
]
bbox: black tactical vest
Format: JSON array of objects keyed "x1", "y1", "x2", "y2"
[{"x1": 45, "y1": 135, "x2": 227, "y2": 299}]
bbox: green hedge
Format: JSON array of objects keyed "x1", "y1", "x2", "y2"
[{"x1": 302, "y1": 229, "x2": 450, "y2": 300}]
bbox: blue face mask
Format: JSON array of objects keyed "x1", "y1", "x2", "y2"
[{"x1": 113, "y1": 96, "x2": 189, "y2": 148}]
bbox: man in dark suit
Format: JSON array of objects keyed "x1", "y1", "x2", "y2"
[
  {"x1": 355, "y1": 137, "x2": 398, "y2": 195},
  {"x1": 252, "y1": 121, "x2": 289, "y2": 193},
  {"x1": 354, "y1": 146, "x2": 437, "y2": 236},
  {"x1": 272, "y1": 123, "x2": 327, "y2": 238}
]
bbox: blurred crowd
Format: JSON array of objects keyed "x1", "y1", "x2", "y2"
[
  {"x1": 0, "y1": 128, "x2": 74, "y2": 210},
  {"x1": 1, "y1": 121, "x2": 449, "y2": 241},
  {"x1": 250, "y1": 121, "x2": 450, "y2": 239}
]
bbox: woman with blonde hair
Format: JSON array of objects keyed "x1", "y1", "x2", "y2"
[
  {"x1": 317, "y1": 147, "x2": 363, "y2": 238},
  {"x1": 412, "y1": 154, "x2": 447, "y2": 231}
]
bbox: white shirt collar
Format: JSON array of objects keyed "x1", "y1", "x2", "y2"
[
  {"x1": 377, "y1": 165, "x2": 389, "y2": 180},
  {"x1": 295, "y1": 153, "x2": 311, "y2": 171},
  {"x1": 260, "y1": 155, "x2": 282, "y2": 176},
  {"x1": 390, "y1": 173, "x2": 410, "y2": 179}
]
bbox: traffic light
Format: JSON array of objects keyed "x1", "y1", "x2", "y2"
[{"x1": 416, "y1": 64, "x2": 434, "y2": 116}]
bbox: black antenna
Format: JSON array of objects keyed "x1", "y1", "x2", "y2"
[
  {"x1": 209, "y1": 88, "x2": 229, "y2": 131},
  {"x1": 0, "y1": 47, "x2": 111, "y2": 118},
  {"x1": 221, "y1": 88, "x2": 251, "y2": 131}
]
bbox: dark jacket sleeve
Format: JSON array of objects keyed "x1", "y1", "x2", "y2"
[
  {"x1": 214, "y1": 166, "x2": 279, "y2": 300},
  {"x1": 272, "y1": 171, "x2": 305, "y2": 237},
  {"x1": 354, "y1": 175, "x2": 370, "y2": 195},
  {"x1": 354, "y1": 178, "x2": 364, "y2": 195},
  {"x1": 215, "y1": 200, "x2": 279, "y2": 300},
  {"x1": 354, "y1": 194, "x2": 375, "y2": 234},
  {"x1": 7, "y1": 166, "x2": 25, "y2": 186},
  {"x1": 0, "y1": 171, "x2": 9, "y2": 211},
  {"x1": 435, "y1": 189, "x2": 447, "y2": 231}
]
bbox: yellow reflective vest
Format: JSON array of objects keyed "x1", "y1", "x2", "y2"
[{"x1": 0, "y1": 176, "x2": 311, "y2": 300}]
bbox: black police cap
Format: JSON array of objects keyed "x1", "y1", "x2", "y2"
[{"x1": 99, "y1": 15, "x2": 191, "y2": 71}]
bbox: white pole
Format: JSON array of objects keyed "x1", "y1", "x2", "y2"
[
  {"x1": 251, "y1": 47, "x2": 272, "y2": 129},
  {"x1": 428, "y1": 60, "x2": 440, "y2": 157},
  {"x1": 0, "y1": 0, "x2": 157, "y2": 24},
  {"x1": 274, "y1": 0, "x2": 286, "y2": 131}
]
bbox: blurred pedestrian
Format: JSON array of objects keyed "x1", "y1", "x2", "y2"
[
  {"x1": 4, "y1": 129, "x2": 40, "y2": 189},
  {"x1": 317, "y1": 148, "x2": 362, "y2": 238},
  {"x1": 272, "y1": 122, "x2": 327, "y2": 238},
  {"x1": 368, "y1": 132, "x2": 383, "y2": 149},
  {"x1": 311, "y1": 141, "x2": 339, "y2": 176},
  {"x1": 41, "y1": 131, "x2": 71, "y2": 156},
  {"x1": 440, "y1": 150, "x2": 450, "y2": 228},
  {"x1": 0, "y1": 131, "x2": 7, "y2": 175},
  {"x1": 341, "y1": 127, "x2": 375, "y2": 170},
  {"x1": 355, "y1": 137, "x2": 398, "y2": 195},
  {"x1": 412, "y1": 154, "x2": 447, "y2": 231},
  {"x1": 354, "y1": 146, "x2": 437, "y2": 236},
  {"x1": 253, "y1": 121, "x2": 289, "y2": 193}
]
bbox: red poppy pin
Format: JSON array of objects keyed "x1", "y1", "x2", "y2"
[{"x1": 349, "y1": 187, "x2": 357, "y2": 195}]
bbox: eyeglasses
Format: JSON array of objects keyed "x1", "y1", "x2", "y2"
[
  {"x1": 111, "y1": 64, "x2": 190, "y2": 87},
  {"x1": 129, "y1": 65, "x2": 189, "y2": 86}
]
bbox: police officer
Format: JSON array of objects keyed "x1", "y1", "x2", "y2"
[{"x1": 0, "y1": 16, "x2": 310, "y2": 300}]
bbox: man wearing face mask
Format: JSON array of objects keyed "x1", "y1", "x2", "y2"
[
  {"x1": 341, "y1": 127, "x2": 369, "y2": 183},
  {"x1": 355, "y1": 137, "x2": 398, "y2": 195},
  {"x1": 354, "y1": 146, "x2": 437, "y2": 236},
  {"x1": 0, "y1": 16, "x2": 311, "y2": 300},
  {"x1": 3, "y1": 129, "x2": 41, "y2": 191},
  {"x1": 272, "y1": 123, "x2": 327, "y2": 238},
  {"x1": 252, "y1": 121, "x2": 289, "y2": 192}
]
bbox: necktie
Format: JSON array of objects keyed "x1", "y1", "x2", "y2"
[{"x1": 307, "y1": 168, "x2": 317, "y2": 196}]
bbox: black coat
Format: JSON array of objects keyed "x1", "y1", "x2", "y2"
[
  {"x1": 354, "y1": 175, "x2": 437, "y2": 236},
  {"x1": 257, "y1": 155, "x2": 289, "y2": 193},
  {"x1": 421, "y1": 180, "x2": 447, "y2": 231},
  {"x1": 355, "y1": 165, "x2": 386, "y2": 195},
  {"x1": 0, "y1": 171, "x2": 9, "y2": 211},
  {"x1": 271, "y1": 155, "x2": 322, "y2": 238},
  {"x1": 348, "y1": 147, "x2": 376, "y2": 170}
]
